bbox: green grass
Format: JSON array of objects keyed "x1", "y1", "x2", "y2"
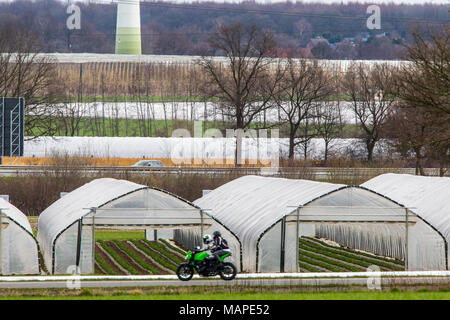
[
  {"x1": 1, "y1": 291, "x2": 449, "y2": 300},
  {"x1": 95, "y1": 230, "x2": 145, "y2": 242}
]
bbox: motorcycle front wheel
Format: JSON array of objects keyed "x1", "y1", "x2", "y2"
[
  {"x1": 219, "y1": 262, "x2": 237, "y2": 280},
  {"x1": 176, "y1": 263, "x2": 194, "y2": 281}
]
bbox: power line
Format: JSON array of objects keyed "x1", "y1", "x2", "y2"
[{"x1": 100, "y1": 0, "x2": 448, "y2": 25}]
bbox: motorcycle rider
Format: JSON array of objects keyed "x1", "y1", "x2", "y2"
[
  {"x1": 200, "y1": 232, "x2": 229, "y2": 266},
  {"x1": 211, "y1": 231, "x2": 229, "y2": 265}
]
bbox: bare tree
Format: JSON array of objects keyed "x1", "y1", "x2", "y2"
[
  {"x1": 397, "y1": 25, "x2": 449, "y2": 117},
  {"x1": 343, "y1": 62, "x2": 397, "y2": 161},
  {"x1": 197, "y1": 23, "x2": 278, "y2": 166},
  {"x1": 0, "y1": 27, "x2": 59, "y2": 138},
  {"x1": 313, "y1": 101, "x2": 343, "y2": 163},
  {"x1": 274, "y1": 59, "x2": 331, "y2": 162}
]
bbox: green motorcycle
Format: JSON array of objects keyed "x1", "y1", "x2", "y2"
[{"x1": 176, "y1": 247, "x2": 237, "y2": 281}]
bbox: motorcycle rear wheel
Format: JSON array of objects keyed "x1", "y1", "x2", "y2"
[
  {"x1": 176, "y1": 263, "x2": 194, "y2": 281},
  {"x1": 219, "y1": 262, "x2": 237, "y2": 280}
]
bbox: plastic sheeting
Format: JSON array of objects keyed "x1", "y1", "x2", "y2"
[
  {"x1": 194, "y1": 175, "x2": 447, "y2": 273},
  {"x1": 362, "y1": 174, "x2": 450, "y2": 270},
  {"x1": 194, "y1": 176, "x2": 346, "y2": 272},
  {"x1": 0, "y1": 198, "x2": 40, "y2": 275},
  {"x1": 38, "y1": 178, "x2": 204, "y2": 274}
]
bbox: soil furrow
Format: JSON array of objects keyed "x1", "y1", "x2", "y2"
[
  {"x1": 106, "y1": 241, "x2": 149, "y2": 274},
  {"x1": 139, "y1": 240, "x2": 178, "y2": 267},
  {"x1": 95, "y1": 243, "x2": 129, "y2": 275},
  {"x1": 126, "y1": 241, "x2": 174, "y2": 275},
  {"x1": 302, "y1": 237, "x2": 404, "y2": 269}
]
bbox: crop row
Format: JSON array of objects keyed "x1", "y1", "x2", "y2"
[
  {"x1": 94, "y1": 240, "x2": 184, "y2": 275},
  {"x1": 298, "y1": 237, "x2": 405, "y2": 273}
]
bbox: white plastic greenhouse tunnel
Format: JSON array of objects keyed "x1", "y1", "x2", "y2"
[
  {"x1": 37, "y1": 178, "x2": 234, "y2": 275},
  {"x1": 192, "y1": 175, "x2": 447, "y2": 273},
  {"x1": 362, "y1": 173, "x2": 450, "y2": 271},
  {"x1": 0, "y1": 197, "x2": 40, "y2": 275}
]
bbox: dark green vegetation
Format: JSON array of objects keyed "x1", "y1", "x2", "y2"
[
  {"x1": 27, "y1": 115, "x2": 363, "y2": 138},
  {"x1": 298, "y1": 237, "x2": 405, "y2": 272}
]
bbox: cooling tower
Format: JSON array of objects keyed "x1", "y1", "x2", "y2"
[{"x1": 115, "y1": 0, "x2": 142, "y2": 54}]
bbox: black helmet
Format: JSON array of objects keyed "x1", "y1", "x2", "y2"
[
  {"x1": 202, "y1": 234, "x2": 212, "y2": 244},
  {"x1": 213, "y1": 231, "x2": 221, "y2": 238}
]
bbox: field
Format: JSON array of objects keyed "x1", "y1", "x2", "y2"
[
  {"x1": 298, "y1": 237, "x2": 404, "y2": 272},
  {"x1": 93, "y1": 230, "x2": 186, "y2": 275},
  {"x1": 91, "y1": 231, "x2": 404, "y2": 276}
]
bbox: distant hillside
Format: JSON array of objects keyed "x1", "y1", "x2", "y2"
[{"x1": 0, "y1": 0, "x2": 447, "y2": 59}]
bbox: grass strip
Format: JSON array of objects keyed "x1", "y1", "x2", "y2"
[
  {"x1": 304, "y1": 237, "x2": 404, "y2": 266},
  {"x1": 98, "y1": 240, "x2": 139, "y2": 275},
  {"x1": 300, "y1": 238, "x2": 404, "y2": 271},
  {"x1": 94, "y1": 252, "x2": 116, "y2": 275},
  {"x1": 131, "y1": 240, "x2": 177, "y2": 272},
  {"x1": 299, "y1": 249, "x2": 361, "y2": 272},
  {"x1": 113, "y1": 241, "x2": 159, "y2": 274},
  {"x1": 159, "y1": 239, "x2": 187, "y2": 256},
  {"x1": 144, "y1": 240, "x2": 184, "y2": 265}
]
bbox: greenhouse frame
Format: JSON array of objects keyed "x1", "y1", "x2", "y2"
[
  {"x1": 37, "y1": 178, "x2": 235, "y2": 274},
  {"x1": 362, "y1": 173, "x2": 450, "y2": 271},
  {"x1": 194, "y1": 175, "x2": 447, "y2": 273},
  {"x1": 0, "y1": 198, "x2": 40, "y2": 275}
]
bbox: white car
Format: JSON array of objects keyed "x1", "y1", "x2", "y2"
[{"x1": 131, "y1": 160, "x2": 164, "y2": 167}]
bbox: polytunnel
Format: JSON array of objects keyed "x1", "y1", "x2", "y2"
[
  {"x1": 38, "y1": 178, "x2": 230, "y2": 274},
  {"x1": 0, "y1": 197, "x2": 40, "y2": 275},
  {"x1": 194, "y1": 175, "x2": 443, "y2": 273},
  {"x1": 362, "y1": 173, "x2": 450, "y2": 271}
]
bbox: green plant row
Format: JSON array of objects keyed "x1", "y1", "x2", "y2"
[
  {"x1": 131, "y1": 240, "x2": 177, "y2": 272},
  {"x1": 113, "y1": 240, "x2": 159, "y2": 274},
  {"x1": 303, "y1": 237, "x2": 404, "y2": 266},
  {"x1": 298, "y1": 261, "x2": 323, "y2": 273},
  {"x1": 300, "y1": 242, "x2": 370, "y2": 270},
  {"x1": 94, "y1": 252, "x2": 116, "y2": 275},
  {"x1": 299, "y1": 249, "x2": 361, "y2": 272},
  {"x1": 298, "y1": 254, "x2": 345, "y2": 272},
  {"x1": 98, "y1": 240, "x2": 139, "y2": 275},
  {"x1": 144, "y1": 240, "x2": 184, "y2": 265},
  {"x1": 300, "y1": 238, "x2": 404, "y2": 271},
  {"x1": 159, "y1": 239, "x2": 187, "y2": 256}
]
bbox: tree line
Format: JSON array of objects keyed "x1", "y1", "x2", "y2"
[
  {"x1": 0, "y1": 0, "x2": 447, "y2": 59},
  {"x1": 0, "y1": 20, "x2": 448, "y2": 174}
]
